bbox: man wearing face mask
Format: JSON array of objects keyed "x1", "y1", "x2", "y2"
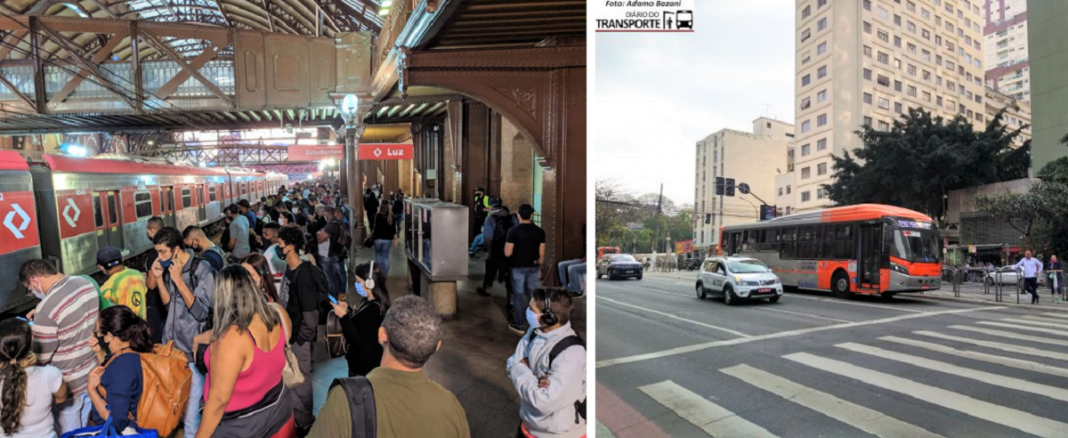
[
  {"x1": 19, "y1": 259, "x2": 100, "y2": 434},
  {"x1": 277, "y1": 225, "x2": 328, "y2": 436},
  {"x1": 150, "y1": 227, "x2": 216, "y2": 438},
  {"x1": 261, "y1": 222, "x2": 287, "y2": 281},
  {"x1": 142, "y1": 216, "x2": 167, "y2": 344},
  {"x1": 508, "y1": 288, "x2": 586, "y2": 438},
  {"x1": 182, "y1": 226, "x2": 224, "y2": 271}
]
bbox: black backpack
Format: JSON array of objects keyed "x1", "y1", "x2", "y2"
[
  {"x1": 490, "y1": 214, "x2": 514, "y2": 257},
  {"x1": 528, "y1": 332, "x2": 587, "y2": 423},
  {"x1": 331, "y1": 377, "x2": 376, "y2": 438}
]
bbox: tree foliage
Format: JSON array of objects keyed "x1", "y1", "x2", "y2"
[
  {"x1": 823, "y1": 108, "x2": 1029, "y2": 226},
  {"x1": 976, "y1": 180, "x2": 1068, "y2": 256},
  {"x1": 596, "y1": 179, "x2": 694, "y2": 254}
]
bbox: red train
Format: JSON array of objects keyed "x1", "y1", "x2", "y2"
[{"x1": 0, "y1": 150, "x2": 287, "y2": 315}]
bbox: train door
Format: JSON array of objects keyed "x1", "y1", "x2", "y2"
[
  {"x1": 858, "y1": 222, "x2": 881, "y2": 290},
  {"x1": 161, "y1": 186, "x2": 176, "y2": 228},
  {"x1": 97, "y1": 190, "x2": 123, "y2": 250},
  {"x1": 93, "y1": 192, "x2": 107, "y2": 251},
  {"x1": 196, "y1": 184, "x2": 206, "y2": 222}
]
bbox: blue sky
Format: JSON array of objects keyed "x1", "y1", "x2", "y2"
[{"x1": 594, "y1": 0, "x2": 796, "y2": 204}]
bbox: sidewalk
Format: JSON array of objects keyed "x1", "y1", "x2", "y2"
[
  {"x1": 638, "y1": 270, "x2": 1068, "y2": 309},
  {"x1": 309, "y1": 237, "x2": 587, "y2": 436}
]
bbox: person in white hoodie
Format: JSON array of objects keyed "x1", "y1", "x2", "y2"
[{"x1": 507, "y1": 288, "x2": 586, "y2": 438}]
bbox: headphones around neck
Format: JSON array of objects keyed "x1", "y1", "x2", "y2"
[
  {"x1": 540, "y1": 295, "x2": 558, "y2": 326},
  {"x1": 364, "y1": 260, "x2": 376, "y2": 290}
]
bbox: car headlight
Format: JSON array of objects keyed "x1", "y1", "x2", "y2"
[{"x1": 891, "y1": 262, "x2": 909, "y2": 274}]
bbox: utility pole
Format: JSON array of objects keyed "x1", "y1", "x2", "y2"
[{"x1": 652, "y1": 184, "x2": 663, "y2": 253}]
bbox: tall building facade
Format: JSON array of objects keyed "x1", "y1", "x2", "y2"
[
  {"x1": 983, "y1": 0, "x2": 1030, "y2": 103},
  {"x1": 1027, "y1": 0, "x2": 1068, "y2": 174},
  {"x1": 784, "y1": 0, "x2": 987, "y2": 212},
  {"x1": 693, "y1": 117, "x2": 791, "y2": 254},
  {"x1": 984, "y1": 86, "x2": 1031, "y2": 148}
]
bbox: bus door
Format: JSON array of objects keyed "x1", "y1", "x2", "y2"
[
  {"x1": 858, "y1": 222, "x2": 881, "y2": 290},
  {"x1": 161, "y1": 186, "x2": 176, "y2": 228}
]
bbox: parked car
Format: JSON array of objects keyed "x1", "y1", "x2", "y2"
[
  {"x1": 598, "y1": 254, "x2": 644, "y2": 280},
  {"x1": 681, "y1": 258, "x2": 703, "y2": 271},
  {"x1": 985, "y1": 266, "x2": 1046, "y2": 287},
  {"x1": 695, "y1": 256, "x2": 783, "y2": 305}
]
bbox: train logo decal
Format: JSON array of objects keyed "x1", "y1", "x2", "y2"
[
  {"x1": 62, "y1": 198, "x2": 81, "y2": 227},
  {"x1": 3, "y1": 203, "x2": 29, "y2": 239}
]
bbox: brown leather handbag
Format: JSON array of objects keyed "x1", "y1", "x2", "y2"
[{"x1": 326, "y1": 311, "x2": 348, "y2": 359}]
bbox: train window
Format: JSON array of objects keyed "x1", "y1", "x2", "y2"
[
  {"x1": 209, "y1": 185, "x2": 217, "y2": 202},
  {"x1": 134, "y1": 192, "x2": 153, "y2": 219},
  {"x1": 93, "y1": 195, "x2": 104, "y2": 228},
  {"x1": 182, "y1": 188, "x2": 192, "y2": 208},
  {"x1": 107, "y1": 194, "x2": 118, "y2": 225},
  {"x1": 241, "y1": 183, "x2": 247, "y2": 195}
]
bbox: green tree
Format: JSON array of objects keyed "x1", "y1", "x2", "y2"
[
  {"x1": 823, "y1": 108, "x2": 1028, "y2": 226},
  {"x1": 976, "y1": 180, "x2": 1068, "y2": 256}
]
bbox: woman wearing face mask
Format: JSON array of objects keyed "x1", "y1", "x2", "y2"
[
  {"x1": 328, "y1": 261, "x2": 391, "y2": 377},
  {"x1": 86, "y1": 306, "x2": 153, "y2": 435},
  {"x1": 0, "y1": 318, "x2": 68, "y2": 438}
]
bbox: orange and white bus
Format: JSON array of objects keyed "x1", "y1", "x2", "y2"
[{"x1": 718, "y1": 204, "x2": 942, "y2": 298}]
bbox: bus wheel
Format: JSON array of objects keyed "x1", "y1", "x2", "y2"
[
  {"x1": 881, "y1": 292, "x2": 895, "y2": 301},
  {"x1": 696, "y1": 283, "x2": 707, "y2": 300},
  {"x1": 832, "y1": 272, "x2": 850, "y2": 299}
]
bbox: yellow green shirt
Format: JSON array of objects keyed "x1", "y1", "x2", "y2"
[{"x1": 100, "y1": 267, "x2": 147, "y2": 319}]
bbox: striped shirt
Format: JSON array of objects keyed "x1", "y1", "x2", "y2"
[{"x1": 33, "y1": 275, "x2": 100, "y2": 395}]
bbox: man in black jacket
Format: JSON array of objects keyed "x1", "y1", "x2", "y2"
[{"x1": 277, "y1": 226, "x2": 326, "y2": 436}]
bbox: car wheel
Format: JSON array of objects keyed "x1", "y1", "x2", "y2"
[
  {"x1": 768, "y1": 296, "x2": 780, "y2": 303},
  {"x1": 832, "y1": 271, "x2": 850, "y2": 299},
  {"x1": 637, "y1": 275, "x2": 643, "y2": 280},
  {"x1": 696, "y1": 283, "x2": 707, "y2": 300},
  {"x1": 724, "y1": 286, "x2": 738, "y2": 305}
]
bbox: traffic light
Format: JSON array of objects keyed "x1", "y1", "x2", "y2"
[
  {"x1": 715, "y1": 177, "x2": 725, "y2": 195},
  {"x1": 705, "y1": 213, "x2": 711, "y2": 224},
  {"x1": 725, "y1": 178, "x2": 736, "y2": 197}
]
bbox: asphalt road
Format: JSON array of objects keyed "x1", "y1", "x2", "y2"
[{"x1": 596, "y1": 271, "x2": 1068, "y2": 438}]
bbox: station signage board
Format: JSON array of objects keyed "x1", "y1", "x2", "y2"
[
  {"x1": 288, "y1": 145, "x2": 343, "y2": 162},
  {"x1": 358, "y1": 143, "x2": 414, "y2": 160}
]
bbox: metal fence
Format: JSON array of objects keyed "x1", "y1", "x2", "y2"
[{"x1": 940, "y1": 266, "x2": 1034, "y2": 303}]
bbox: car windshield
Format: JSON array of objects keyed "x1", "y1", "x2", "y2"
[
  {"x1": 727, "y1": 260, "x2": 770, "y2": 273},
  {"x1": 611, "y1": 255, "x2": 637, "y2": 262},
  {"x1": 891, "y1": 228, "x2": 940, "y2": 263}
]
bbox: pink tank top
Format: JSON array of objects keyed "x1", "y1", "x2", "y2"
[{"x1": 204, "y1": 323, "x2": 287, "y2": 412}]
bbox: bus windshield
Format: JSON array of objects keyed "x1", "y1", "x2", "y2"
[
  {"x1": 728, "y1": 260, "x2": 771, "y2": 273},
  {"x1": 891, "y1": 228, "x2": 940, "y2": 263}
]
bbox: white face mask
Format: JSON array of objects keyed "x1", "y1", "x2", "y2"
[
  {"x1": 525, "y1": 307, "x2": 540, "y2": 330},
  {"x1": 30, "y1": 282, "x2": 45, "y2": 300}
]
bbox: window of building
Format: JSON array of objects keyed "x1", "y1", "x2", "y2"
[
  {"x1": 863, "y1": 0, "x2": 871, "y2": 10},
  {"x1": 817, "y1": 89, "x2": 827, "y2": 102},
  {"x1": 895, "y1": 102, "x2": 903, "y2": 113},
  {"x1": 863, "y1": 21, "x2": 872, "y2": 34},
  {"x1": 895, "y1": 58, "x2": 901, "y2": 69},
  {"x1": 894, "y1": 80, "x2": 902, "y2": 91},
  {"x1": 801, "y1": 191, "x2": 811, "y2": 202},
  {"x1": 907, "y1": 64, "x2": 917, "y2": 76},
  {"x1": 907, "y1": 1, "x2": 915, "y2": 11},
  {"x1": 936, "y1": 95, "x2": 942, "y2": 106},
  {"x1": 801, "y1": 28, "x2": 811, "y2": 42},
  {"x1": 877, "y1": 6, "x2": 889, "y2": 20},
  {"x1": 863, "y1": 68, "x2": 872, "y2": 80},
  {"x1": 817, "y1": 163, "x2": 828, "y2": 176},
  {"x1": 877, "y1": 75, "x2": 890, "y2": 87},
  {"x1": 801, "y1": 167, "x2": 811, "y2": 179},
  {"x1": 921, "y1": 8, "x2": 930, "y2": 19},
  {"x1": 817, "y1": 65, "x2": 827, "y2": 78},
  {"x1": 802, "y1": 5, "x2": 811, "y2": 19},
  {"x1": 800, "y1": 97, "x2": 811, "y2": 110},
  {"x1": 817, "y1": 138, "x2": 827, "y2": 150},
  {"x1": 877, "y1": 30, "x2": 889, "y2": 42},
  {"x1": 817, "y1": 0, "x2": 827, "y2": 7},
  {"x1": 864, "y1": 116, "x2": 873, "y2": 126},
  {"x1": 894, "y1": 35, "x2": 902, "y2": 47},
  {"x1": 907, "y1": 85, "x2": 917, "y2": 97},
  {"x1": 878, "y1": 97, "x2": 890, "y2": 109},
  {"x1": 864, "y1": 45, "x2": 872, "y2": 57},
  {"x1": 922, "y1": 29, "x2": 930, "y2": 40},
  {"x1": 818, "y1": 17, "x2": 828, "y2": 31},
  {"x1": 817, "y1": 113, "x2": 827, "y2": 127},
  {"x1": 907, "y1": 21, "x2": 916, "y2": 33},
  {"x1": 802, "y1": 74, "x2": 811, "y2": 86},
  {"x1": 894, "y1": 14, "x2": 901, "y2": 26},
  {"x1": 801, "y1": 120, "x2": 811, "y2": 133},
  {"x1": 801, "y1": 144, "x2": 811, "y2": 156},
  {"x1": 922, "y1": 49, "x2": 930, "y2": 61},
  {"x1": 787, "y1": 185, "x2": 792, "y2": 194},
  {"x1": 922, "y1": 70, "x2": 931, "y2": 81},
  {"x1": 907, "y1": 43, "x2": 916, "y2": 54},
  {"x1": 878, "y1": 120, "x2": 890, "y2": 130},
  {"x1": 863, "y1": 92, "x2": 873, "y2": 104}
]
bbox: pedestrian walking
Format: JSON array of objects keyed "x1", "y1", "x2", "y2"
[
  {"x1": 1013, "y1": 250, "x2": 1043, "y2": 304},
  {"x1": 505, "y1": 204, "x2": 546, "y2": 335},
  {"x1": 372, "y1": 204, "x2": 397, "y2": 276},
  {"x1": 392, "y1": 190, "x2": 405, "y2": 236},
  {"x1": 477, "y1": 199, "x2": 517, "y2": 308},
  {"x1": 1050, "y1": 255, "x2": 1063, "y2": 303},
  {"x1": 363, "y1": 189, "x2": 379, "y2": 227}
]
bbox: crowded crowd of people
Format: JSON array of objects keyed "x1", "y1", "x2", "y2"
[{"x1": 0, "y1": 179, "x2": 587, "y2": 438}]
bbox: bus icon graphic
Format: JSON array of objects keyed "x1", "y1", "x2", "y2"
[{"x1": 676, "y1": 10, "x2": 693, "y2": 29}]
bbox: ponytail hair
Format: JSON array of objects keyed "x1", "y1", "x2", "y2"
[
  {"x1": 98, "y1": 306, "x2": 154, "y2": 353},
  {"x1": 0, "y1": 319, "x2": 33, "y2": 435}
]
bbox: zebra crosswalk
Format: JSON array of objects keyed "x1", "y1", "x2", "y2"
[{"x1": 632, "y1": 311, "x2": 1068, "y2": 437}]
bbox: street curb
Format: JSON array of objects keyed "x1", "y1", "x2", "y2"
[{"x1": 908, "y1": 292, "x2": 1068, "y2": 310}]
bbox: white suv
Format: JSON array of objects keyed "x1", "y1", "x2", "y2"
[{"x1": 696, "y1": 257, "x2": 783, "y2": 305}]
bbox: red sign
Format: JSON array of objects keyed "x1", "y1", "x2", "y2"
[
  {"x1": 358, "y1": 143, "x2": 414, "y2": 160},
  {"x1": 56, "y1": 189, "x2": 94, "y2": 239},
  {"x1": 0, "y1": 191, "x2": 39, "y2": 253},
  {"x1": 288, "y1": 145, "x2": 343, "y2": 162},
  {"x1": 675, "y1": 240, "x2": 694, "y2": 254}
]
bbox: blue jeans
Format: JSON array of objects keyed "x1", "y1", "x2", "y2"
[
  {"x1": 469, "y1": 233, "x2": 485, "y2": 254},
  {"x1": 558, "y1": 259, "x2": 586, "y2": 294},
  {"x1": 374, "y1": 239, "x2": 392, "y2": 275},
  {"x1": 185, "y1": 362, "x2": 205, "y2": 438},
  {"x1": 393, "y1": 213, "x2": 404, "y2": 235},
  {"x1": 321, "y1": 256, "x2": 345, "y2": 297},
  {"x1": 511, "y1": 267, "x2": 540, "y2": 329}
]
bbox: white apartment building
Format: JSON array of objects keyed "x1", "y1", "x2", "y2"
[
  {"x1": 984, "y1": 0, "x2": 1029, "y2": 103},
  {"x1": 783, "y1": 0, "x2": 987, "y2": 212},
  {"x1": 985, "y1": 86, "x2": 1030, "y2": 147},
  {"x1": 693, "y1": 117, "x2": 791, "y2": 253}
]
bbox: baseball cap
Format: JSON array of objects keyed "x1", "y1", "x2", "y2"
[
  {"x1": 96, "y1": 246, "x2": 123, "y2": 269},
  {"x1": 489, "y1": 197, "x2": 503, "y2": 207},
  {"x1": 475, "y1": 187, "x2": 485, "y2": 193}
]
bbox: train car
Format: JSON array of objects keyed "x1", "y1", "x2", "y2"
[{"x1": 0, "y1": 151, "x2": 41, "y2": 314}]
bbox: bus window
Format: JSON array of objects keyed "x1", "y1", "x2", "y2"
[
  {"x1": 781, "y1": 227, "x2": 797, "y2": 259},
  {"x1": 834, "y1": 223, "x2": 854, "y2": 259},
  {"x1": 765, "y1": 228, "x2": 778, "y2": 252},
  {"x1": 819, "y1": 225, "x2": 833, "y2": 259}
]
